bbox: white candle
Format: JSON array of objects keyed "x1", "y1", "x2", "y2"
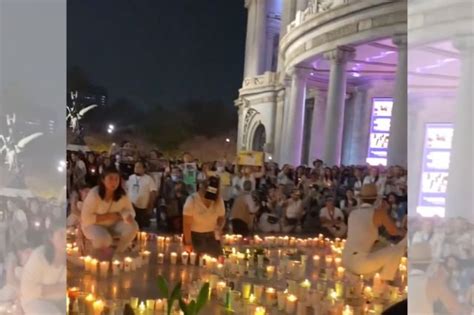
[
  {"x1": 155, "y1": 299, "x2": 164, "y2": 311},
  {"x1": 142, "y1": 250, "x2": 151, "y2": 264},
  {"x1": 337, "y1": 266, "x2": 345, "y2": 280},
  {"x1": 138, "y1": 301, "x2": 146, "y2": 314},
  {"x1": 325, "y1": 256, "x2": 333, "y2": 268},
  {"x1": 216, "y1": 281, "x2": 227, "y2": 302},
  {"x1": 254, "y1": 306, "x2": 266, "y2": 315},
  {"x1": 253, "y1": 284, "x2": 264, "y2": 304},
  {"x1": 181, "y1": 252, "x2": 189, "y2": 265},
  {"x1": 277, "y1": 291, "x2": 287, "y2": 311},
  {"x1": 92, "y1": 299, "x2": 104, "y2": 315},
  {"x1": 266, "y1": 265, "x2": 275, "y2": 279},
  {"x1": 342, "y1": 305, "x2": 354, "y2": 315},
  {"x1": 286, "y1": 294, "x2": 297, "y2": 314},
  {"x1": 242, "y1": 282, "x2": 252, "y2": 299},
  {"x1": 130, "y1": 297, "x2": 139, "y2": 309},
  {"x1": 313, "y1": 255, "x2": 320, "y2": 268},
  {"x1": 84, "y1": 256, "x2": 92, "y2": 272},
  {"x1": 90, "y1": 259, "x2": 98, "y2": 275},
  {"x1": 372, "y1": 273, "x2": 383, "y2": 297},
  {"x1": 146, "y1": 299, "x2": 155, "y2": 310},
  {"x1": 190, "y1": 252, "x2": 197, "y2": 265},
  {"x1": 170, "y1": 252, "x2": 178, "y2": 265},
  {"x1": 112, "y1": 260, "x2": 121, "y2": 276},
  {"x1": 157, "y1": 253, "x2": 164, "y2": 264},
  {"x1": 124, "y1": 257, "x2": 132, "y2": 272},
  {"x1": 265, "y1": 287, "x2": 276, "y2": 306},
  {"x1": 257, "y1": 254, "x2": 264, "y2": 268},
  {"x1": 99, "y1": 261, "x2": 109, "y2": 276}
]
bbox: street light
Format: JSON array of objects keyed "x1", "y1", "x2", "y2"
[
  {"x1": 107, "y1": 124, "x2": 115, "y2": 134},
  {"x1": 57, "y1": 160, "x2": 66, "y2": 173},
  {"x1": 225, "y1": 138, "x2": 230, "y2": 143}
]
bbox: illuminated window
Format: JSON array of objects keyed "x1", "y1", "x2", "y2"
[
  {"x1": 417, "y1": 123, "x2": 453, "y2": 218},
  {"x1": 366, "y1": 98, "x2": 393, "y2": 166}
]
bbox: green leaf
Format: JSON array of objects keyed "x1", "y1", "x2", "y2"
[
  {"x1": 157, "y1": 276, "x2": 169, "y2": 299},
  {"x1": 188, "y1": 300, "x2": 197, "y2": 315},
  {"x1": 179, "y1": 299, "x2": 189, "y2": 315},
  {"x1": 195, "y1": 282, "x2": 210, "y2": 314},
  {"x1": 168, "y1": 282, "x2": 182, "y2": 315}
]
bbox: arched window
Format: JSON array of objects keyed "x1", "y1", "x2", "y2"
[{"x1": 252, "y1": 124, "x2": 266, "y2": 152}]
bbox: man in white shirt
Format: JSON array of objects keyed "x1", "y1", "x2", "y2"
[
  {"x1": 320, "y1": 195, "x2": 346, "y2": 238},
  {"x1": 126, "y1": 161, "x2": 157, "y2": 230}
]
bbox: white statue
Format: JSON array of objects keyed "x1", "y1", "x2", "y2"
[{"x1": 0, "y1": 113, "x2": 43, "y2": 171}]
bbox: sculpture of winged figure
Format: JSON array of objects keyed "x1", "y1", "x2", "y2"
[
  {"x1": 0, "y1": 113, "x2": 43, "y2": 171},
  {"x1": 67, "y1": 91, "x2": 97, "y2": 134}
]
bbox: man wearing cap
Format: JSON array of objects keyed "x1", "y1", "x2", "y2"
[
  {"x1": 342, "y1": 184, "x2": 407, "y2": 281},
  {"x1": 182, "y1": 176, "x2": 225, "y2": 257}
]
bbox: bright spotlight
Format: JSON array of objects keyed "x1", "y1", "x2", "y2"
[
  {"x1": 108, "y1": 124, "x2": 115, "y2": 130},
  {"x1": 57, "y1": 166, "x2": 64, "y2": 173},
  {"x1": 225, "y1": 138, "x2": 230, "y2": 143},
  {"x1": 268, "y1": 156, "x2": 273, "y2": 160}
]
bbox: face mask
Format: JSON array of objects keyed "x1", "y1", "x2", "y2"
[{"x1": 171, "y1": 175, "x2": 179, "y2": 182}]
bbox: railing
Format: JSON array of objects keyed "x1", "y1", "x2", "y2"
[
  {"x1": 287, "y1": 0, "x2": 355, "y2": 33},
  {"x1": 242, "y1": 72, "x2": 278, "y2": 89}
]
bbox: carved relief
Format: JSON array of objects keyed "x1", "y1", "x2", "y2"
[{"x1": 242, "y1": 108, "x2": 260, "y2": 148}]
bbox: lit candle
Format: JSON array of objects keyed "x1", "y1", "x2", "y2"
[
  {"x1": 313, "y1": 255, "x2": 320, "y2": 268},
  {"x1": 242, "y1": 282, "x2": 252, "y2": 299},
  {"x1": 142, "y1": 250, "x2": 151, "y2": 264},
  {"x1": 84, "y1": 294, "x2": 94, "y2": 315},
  {"x1": 99, "y1": 261, "x2": 109, "y2": 276},
  {"x1": 337, "y1": 266, "x2": 345, "y2": 280},
  {"x1": 372, "y1": 273, "x2": 383, "y2": 297},
  {"x1": 130, "y1": 297, "x2": 139, "y2": 309},
  {"x1": 334, "y1": 257, "x2": 342, "y2": 268},
  {"x1": 265, "y1": 287, "x2": 276, "y2": 306},
  {"x1": 216, "y1": 263, "x2": 224, "y2": 276},
  {"x1": 254, "y1": 306, "x2": 266, "y2": 315},
  {"x1": 249, "y1": 293, "x2": 256, "y2": 304},
  {"x1": 277, "y1": 290, "x2": 287, "y2": 311},
  {"x1": 84, "y1": 256, "x2": 92, "y2": 272},
  {"x1": 157, "y1": 253, "x2": 164, "y2": 264},
  {"x1": 266, "y1": 265, "x2": 275, "y2": 279},
  {"x1": 155, "y1": 299, "x2": 164, "y2": 311},
  {"x1": 325, "y1": 256, "x2": 333, "y2": 268},
  {"x1": 124, "y1": 257, "x2": 133, "y2": 272},
  {"x1": 286, "y1": 294, "x2": 298, "y2": 314},
  {"x1": 364, "y1": 286, "x2": 373, "y2": 300},
  {"x1": 216, "y1": 281, "x2": 227, "y2": 302},
  {"x1": 181, "y1": 251, "x2": 189, "y2": 265},
  {"x1": 170, "y1": 252, "x2": 178, "y2": 265},
  {"x1": 138, "y1": 301, "x2": 146, "y2": 314},
  {"x1": 335, "y1": 281, "x2": 345, "y2": 299},
  {"x1": 253, "y1": 284, "x2": 264, "y2": 304},
  {"x1": 90, "y1": 259, "x2": 98, "y2": 274},
  {"x1": 299, "y1": 279, "x2": 311, "y2": 300},
  {"x1": 342, "y1": 305, "x2": 354, "y2": 315},
  {"x1": 112, "y1": 260, "x2": 121, "y2": 276},
  {"x1": 92, "y1": 299, "x2": 104, "y2": 315},
  {"x1": 190, "y1": 252, "x2": 197, "y2": 265}
]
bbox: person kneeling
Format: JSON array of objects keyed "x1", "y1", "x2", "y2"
[
  {"x1": 81, "y1": 167, "x2": 139, "y2": 260},
  {"x1": 319, "y1": 195, "x2": 347, "y2": 238}
]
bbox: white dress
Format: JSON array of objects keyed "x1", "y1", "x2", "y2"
[{"x1": 342, "y1": 204, "x2": 407, "y2": 280}]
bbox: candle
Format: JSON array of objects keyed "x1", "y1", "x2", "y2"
[
  {"x1": 249, "y1": 293, "x2": 256, "y2": 304},
  {"x1": 138, "y1": 301, "x2": 146, "y2": 314},
  {"x1": 373, "y1": 303, "x2": 384, "y2": 314},
  {"x1": 157, "y1": 253, "x2": 164, "y2": 264},
  {"x1": 155, "y1": 299, "x2": 164, "y2": 311},
  {"x1": 124, "y1": 257, "x2": 133, "y2": 272},
  {"x1": 99, "y1": 261, "x2": 109, "y2": 276},
  {"x1": 190, "y1": 252, "x2": 197, "y2": 265},
  {"x1": 325, "y1": 256, "x2": 333, "y2": 268},
  {"x1": 216, "y1": 281, "x2": 227, "y2": 301},
  {"x1": 277, "y1": 290, "x2": 287, "y2": 311},
  {"x1": 112, "y1": 260, "x2": 121, "y2": 276},
  {"x1": 181, "y1": 251, "x2": 189, "y2": 265},
  {"x1": 253, "y1": 284, "x2": 264, "y2": 304},
  {"x1": 90, "y1": 259, "x2": 98, "y2": 274},
  {"x1": 364, "y1": 286, "x2": 373, "y2": 300},
  {"x1": 296, "y1": 301, "x2": 306, "y2": 315},
  {"x1": 92, "y1": 299, "x2": 104, "y2": 315},
  {"x1": 170, "y1": 252, "x2": 178, "y2": 265},
  {"x1": 216, "y1": 263, "x2": 224, "y2": 276},
  {"x1": 242, "y1": 282, "x2": 252, "y2": 299},
  {"x1": 257, "y1": 254, "x2": 264, "y2": 268},
  {"x1": 334, "y1": 257, "x2": 342, "y2": 267},
  {"x1": 130, "y1": 297, "x2": 139, "y2": 309},
  {"x1": 146, "y1": 299, "x2": 155, "y2": 310},
  {"x1": 335, "y1": 281, "x2": 345, "y2": 299},
  {"x1": 299, "y1": 279, "x2": 311, "y2": 301},
  {"x1": 84, "y1": 294, "x2": 94, "y2": 315},
  {"x1": 313, "y1": 255, "x2": 320, "y2": 268},
  {"x1": 337, "y1": 266, "x2": 345, "y2": 280},
  {"x1": 266, "y1": 265, "x2": 275, "y2": 279},
  {"x1": 142, "y1": 250, "x2": 151, "y2": 264},
  {"x1": 84, "y1": 256, "x2": 92, "y2": 272},
  {"x1": 265, "y1": 287, "x2": 276, "y2": 306},
  {"x1": 342, "y1": 305, "x2": 354, "y2": 315},
  {"x1": 372, "y1": 273, "x2": 383, "y2": 297},
  {"x1": 286, "y1": 294, "x2": 297, "y2": 314},
  {"x1": 254, "y1": 306, "x2": 266, "y2": 315}
]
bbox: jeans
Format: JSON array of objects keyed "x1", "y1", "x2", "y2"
[
  {"x1": 82, "y1": 220, "x2": 139, "y2": 253},
  {"x1": 191, "y1": 232, "x2": 222, "y2": 258}
]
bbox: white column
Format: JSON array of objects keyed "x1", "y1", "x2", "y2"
[
  {"x1": 236, "y1": 105, "x2": 245, "y2": 152},
  {"x1": 283, "y1": 68, "x2": 308, "y2": 165},
  {"x1": 244, "y1": 0, "x2": 267, "y2": 78},
  {"x1": 279, "y1": 0, "x2": 297, "y2": 38},
  {"x1": 296, "y1": 0, "x2": 309, "y2": 12},
  {"x1": 274, "y1": 89, "x2": 285, "y2": 161},
  {"x1": 279, "y1": 77, "x2": 292, "y2": 160},
  {"x1": 322, "y1": 46, "x2": 355, "y2": 166},
  {"x1": 387, "y1": 34, "x2": 407, "y2": 167},
  {"x1": 446, "y1": 35, "x2": 474, "y2": 221},
  {"x1": 341, "y1": 94, "x2": 355, "y2": 165},
  {"x1": 350, "y1": 83, "x2": 372, "y2": 165},
  {"x1": 309, "y1": 89, "x2": 327, "y2": 162}
]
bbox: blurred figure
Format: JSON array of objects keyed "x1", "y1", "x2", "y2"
[
  {"x1": 230, "y1": 180, "x2": 258, "y2": 236},
  {"x1": 0, "y1": 241, "x2": 32, "y2": 302},
  {"x1": 66, "y1": 184, "x2": 91, "y2": 227},
  {"x1": 320, "y1": 195, "x2": 346, "y2": 238},
  {"x1": 282, "y1": 189, "x2": 304, "y2": 233},
  {"x1": 165, "y1": 181, "x2": 188, "y2": 234}
]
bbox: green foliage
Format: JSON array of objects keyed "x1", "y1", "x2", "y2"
[{"x1": 157, "y1": 276, "x2": 210, "y2": 315}]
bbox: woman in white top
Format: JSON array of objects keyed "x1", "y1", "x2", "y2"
[
  {"x1": 183, "y1": 176, "x2": 226, "y2": 257},
  {"x1": 362, "y1": 167, "x2": 386, "y2": 196},
  {"x1": 342, "y1": 184, "x2": 406, "y2": 281},
  {"x1": 20, "y1": 219, "x2": 66, "y2": 315},
  {"x1": 81, "y1": 167, "x2": 139, "y2": 260}
]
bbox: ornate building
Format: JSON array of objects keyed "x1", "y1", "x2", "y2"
[{"x1": 235, "y1": 0, "x2": 407, "y2": 167}]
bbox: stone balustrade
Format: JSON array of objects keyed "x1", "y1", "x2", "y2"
[
  {"x1": 287, "y1": 0, "x2": 356, "y2": 33},
  {"x1": 242, "y1": 71, "x2": 278, "y2": 89}
]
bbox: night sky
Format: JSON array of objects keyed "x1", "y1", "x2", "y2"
[{"x1": 67, "y1": 0, "x2": 247, "y2": 108}]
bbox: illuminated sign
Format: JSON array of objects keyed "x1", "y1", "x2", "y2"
[
  {"x1": 417, "y1": 123, "x2": 453, "y2": 217},
  {"x1": 366, "y1": 98, "x2": 393, "y2": 166}
]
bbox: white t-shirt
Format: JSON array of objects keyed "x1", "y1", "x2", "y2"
[
  {"x1": 20, "y1": 246, "x2": 66, "y2": 306},
  {"x1": 286, "y1": 199, "x2": 303, "y2": 219},
  {"x1": 183, "y1": 193, "x2": 225, "y2": 233},
  {"x1": 319, "y1": 207, "x2": 345, "y2": 222},
  {"x1": 81, "y1": 187, "x2": 135, "y2": 229},
  {"x1": 126, "y1": 174, "x2": 157, "y2": 209}
]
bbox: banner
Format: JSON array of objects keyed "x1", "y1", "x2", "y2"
[{"x1": 237, "y1": 151, "x2": 264, "y2": 166}]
